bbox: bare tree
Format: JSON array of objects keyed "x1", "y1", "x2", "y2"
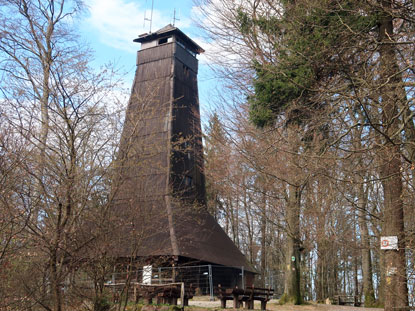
[
  {"x1": 0, "y1": 1, "x2": 125, "y2": 310},
  {"x1": 197, "y1": 0, "x2": 415, "y2": 308}
]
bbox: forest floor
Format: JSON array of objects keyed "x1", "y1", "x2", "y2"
[{"x1": 188, "y1": 297, "x2": 382, "y2": 311}]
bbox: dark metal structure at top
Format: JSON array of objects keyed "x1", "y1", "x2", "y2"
[{"x1": 113, "y1": 25, "x2": 255, "y2": 283}]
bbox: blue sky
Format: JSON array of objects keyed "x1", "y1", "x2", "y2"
[{"x1": 79, "y1": 0, "x2": 216, "y2": 119}]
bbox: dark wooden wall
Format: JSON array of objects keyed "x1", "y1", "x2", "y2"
[{"x1": 112, "y1": 35, "x2": 254, "y2": 274}]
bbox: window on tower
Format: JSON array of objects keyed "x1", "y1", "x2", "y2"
[
  {"x1": 158, "y1": 37, "x2": 168, "y2": 45},
  {"x1": 158, "y1": 36, "x2": 172, "y2": 45},
  {"x1": 184, "y1": 176, "x2": 193, "y2": 187},
  {"x1": 183, "y1": 65, "x2": 189, "y2": 77}
]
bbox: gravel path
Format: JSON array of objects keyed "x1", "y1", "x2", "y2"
[{"x1": 188, "y1": 298, "x2": 382, "y2": 311}]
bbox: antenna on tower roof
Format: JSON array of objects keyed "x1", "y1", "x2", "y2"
[
  {"x1": 173, "y1": 8, "x2": 180, "y2": 27},
  {"x1": 144, "y1": 0, "x2": 154, "y2": 33}
]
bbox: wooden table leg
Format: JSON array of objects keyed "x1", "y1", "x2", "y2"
[
  {"x1": 233, "y1": 295, "x2": 240, "y2": 308},
  {"x1": 221, "y1": 298, "x2": 226, "y2": 308},
  {"x1": 144, "y1": 297, "x2": 152, "y2": 305}
]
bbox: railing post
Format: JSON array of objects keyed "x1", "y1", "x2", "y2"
[
  {"x1": 158, "y1": 267, "x2": 162, "y2": 284},
  {"x1": 208, "y1": 264, "x2": 214, "y2": 301},
  {"x1": 241, "y1": 266, "x2": 245, "y2": 290},
  {"x1": 181, "y1": 282, "x2": 185, "y2": 308}
]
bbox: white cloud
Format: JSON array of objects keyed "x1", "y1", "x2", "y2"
[{"x1": 84, "y1": 0, "x2": 192, "y2": 53}]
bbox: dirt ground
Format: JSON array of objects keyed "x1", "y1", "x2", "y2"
[{"x1": 188, "y1": 298, "x2": 382, "y2": 311}]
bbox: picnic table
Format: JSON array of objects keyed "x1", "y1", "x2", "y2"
[
  {"x1": 135, "y1": 283, "x2": 195, "y2": 306},
  {"x1": 332, "y1": 295, "x2": 361, "y2": 306},
  {"x1": 216, "y1": 284, "x2": 274, "y2": 310},
  {"x1": 104, "y1": 282, "x2": 195, "y2": 306}
]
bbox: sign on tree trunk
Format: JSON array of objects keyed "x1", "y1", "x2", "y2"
[{"x1": 380, "y1": 236, "x2": 398, "y2": 250}]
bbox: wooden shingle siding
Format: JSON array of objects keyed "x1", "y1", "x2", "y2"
[
  {"x1": 137, "y1": 43, "x2": 175, "y2": 65},
  {"x1": 175, "y1": 44, "x2": 198, "y2": 73},
  {"x1": 112, "y1": 25, "x2": 255, "y2": 274}
]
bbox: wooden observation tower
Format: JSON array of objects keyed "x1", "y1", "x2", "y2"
[{"x1": 113, "y1": 25, "x2": 255, "y2": 287}]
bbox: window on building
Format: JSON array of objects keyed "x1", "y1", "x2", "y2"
[
  {"x1": 158, "y1": 36, "x2": 172, "y2": 45},
  {"x1": 183, "y1": 64, "x2": 189, "y2": 77},
  {"x1": 184, "y1": 176, "x2": 193, "y2": 187}
]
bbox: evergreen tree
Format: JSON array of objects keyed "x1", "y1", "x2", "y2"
[{"x1": 233, "y1": 0, "x2": 412, "y2": 308}]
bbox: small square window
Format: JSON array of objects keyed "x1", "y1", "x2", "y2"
[
  {"x1": 184, "y1": 176, "x2": 193, "y2": 186},
  {"x1": 158, "y1": 37, "x2": 168, "y2": 45}
]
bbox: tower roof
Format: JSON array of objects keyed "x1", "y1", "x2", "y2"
[{"x1": 134, "y1": 24, "x2": 205, "y2": 54}]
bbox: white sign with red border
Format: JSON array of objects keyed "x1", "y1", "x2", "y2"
[{"x1": 380, "y1": 236, "x2": 398, "y2": 250}]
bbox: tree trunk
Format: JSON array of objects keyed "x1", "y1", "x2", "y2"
[
  {"x1": 377, "y1": 247, "x2": 386, "y2": 305},
  {"x1": 315, "y1": 178, "x2": 328, "y2": 302},
  {"x1": 380, "y1": 144, "x2": 408, "y2": 311},
  {"x1": 51, "y1": 205, "x2": 63, "y2": 311},
  {"x1": 353, "y1": 255, "x2": 359, "y2": 300},
  {"x1": 281, "y1": 124, "x2": 303, "y2": 304},
  {"x1": 260, "y1": 192, "x2": 267, "y2": 287},
  {"x1": 378, "y1": 2, "x2": 409, "y2": 310},
  {"x1": 283, "y1": 183, "x2": 302, "y2": 304},
  {"x1": 350, "y1": 108, "x2": 376, "y2": 306},
  {"x1": 316, "y1": 243, "x2": 325, "y2": 301},
  {"x1": 356, "y1": 176, "x2": 376, "y2": 306}
]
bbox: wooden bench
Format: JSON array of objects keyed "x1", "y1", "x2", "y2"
[
  {"x1": 217, "y1": 285, "x2": 241, "y2": 308},
  {"x1": 216, "y1": 284, "x2": 274, "y2": 310},
  {"x1": 333, "y1": 295, "x2": 361, "y2": 306},
  {"x1": 244, "y1": 286, "x2": 274, "y2": 310},
  {"x1": 136, "y1": 283, "x2": 195, "y2": 306}
]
